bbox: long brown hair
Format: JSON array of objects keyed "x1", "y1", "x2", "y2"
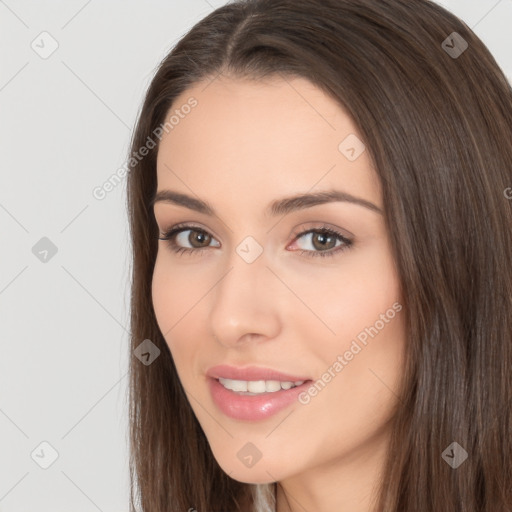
[{"x1": 126, "y1": 0, "x2": 512, "y2": 510}]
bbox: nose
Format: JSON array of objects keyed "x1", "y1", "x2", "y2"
[{"x1": 208, "y1": 245, "x2": 281, "y2": 348}]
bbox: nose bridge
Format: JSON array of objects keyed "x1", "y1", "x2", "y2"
[{"x1": 209, "y1": 242, "x2": 281, "y2": 345}]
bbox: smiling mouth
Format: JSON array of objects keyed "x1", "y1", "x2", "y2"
[
  {"x1": 208, "y1": 375, "x2": 313, "y2": 421},
  {"x1": 217, "y1": 377, "x2": 310, "y2": 395}
]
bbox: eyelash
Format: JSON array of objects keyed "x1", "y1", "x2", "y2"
[{"x1": 157, "y1": 222, "x2": 353, "y2": 259}]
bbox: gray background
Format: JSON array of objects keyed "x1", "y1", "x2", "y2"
[{"x1": 1, "y1": 1, "x2": 511, "y2": 510}]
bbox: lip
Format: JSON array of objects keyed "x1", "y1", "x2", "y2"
[
  {"x1": 206, "y1": 364, "x2": 311, "y2": 382},
  {"x1": 206, "y1": 365, "x2": 312, "y2": 421}
]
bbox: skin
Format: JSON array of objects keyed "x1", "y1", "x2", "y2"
[{"x1": 152, "y1": 74, "x2": 406, "y2": 512}]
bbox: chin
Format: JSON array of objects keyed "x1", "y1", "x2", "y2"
[
  {"x1": 212, "y1": 451, "x2": 290, "y2": 484},
  {"x1": 223, "y1": 468, "x2": 278, "y2": 485}
]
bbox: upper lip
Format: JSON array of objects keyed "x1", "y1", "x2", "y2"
[{"x1": 206, "y1": 364, "x2": 311, "y2": 382}]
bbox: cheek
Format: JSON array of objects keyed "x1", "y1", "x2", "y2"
[
  {"x1": 151, "y1": 253, "x2": 206, "y2": 375},
  {"x1": 151, "y1": 256, "x2": 173, "y2": 332},
  {"x1": 287, "y1": 243, "x2": 401, "y2": 346},
  {"x1": 151, "y1": 253, "x2": 200, "y2": 335}
]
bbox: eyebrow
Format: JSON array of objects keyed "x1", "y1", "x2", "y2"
[{"x1": 151, "y1": 189, "x2": 383, "y2": 216}]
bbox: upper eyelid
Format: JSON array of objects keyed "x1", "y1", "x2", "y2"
[
  {"x1": 292, "y1": 224, "x2": 352, "y2": 239},
  {"x1": 159, "y1": 221, "x2": 220, "y2": 241}
]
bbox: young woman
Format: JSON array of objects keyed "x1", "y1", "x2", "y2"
[{"x1": 126, "y1": 0, "x2": 512, "y2": 510}]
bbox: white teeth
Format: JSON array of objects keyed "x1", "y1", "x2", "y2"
[
  {"x1": 248, "y1": 380, "x2": 266, "y2": 393},
  {"x1": 226, "y1": 379, "x2": 248, "y2": 392},
  {"x1": 218, "y1": 378, "x2": 304, "y2": 394},
  {"x1": 264, "y1": 380, "x2": 282, "y2": 392}
]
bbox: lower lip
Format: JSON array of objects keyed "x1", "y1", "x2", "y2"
[{"x1": 208, "y1": 377, "x2": 311, "y2": 421}]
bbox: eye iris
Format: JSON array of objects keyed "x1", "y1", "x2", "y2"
[
  {"x1": 312, "y1": 232, "x2": 336, "y2": 251},
  {"x1": 190, "y1": 230, "x2": 210, "y2": 248}
]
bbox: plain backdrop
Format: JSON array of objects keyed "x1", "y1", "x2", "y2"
[{"x1": 0, "y1": 1, "x2": 511, "y2": 510}]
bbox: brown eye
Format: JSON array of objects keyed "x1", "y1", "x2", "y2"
[
  {"x1": 158, "y1": 225, "x2": 220, "y2": 255},
  {"x1": 293, "y1": 228, "x2": 352, "y2": 256},
  {"x1": 310, "y1": 231, "x2": 338, "y2": 251},
  {"x1": 187, "y1": 230, "x2": 212, "y2": 248}
]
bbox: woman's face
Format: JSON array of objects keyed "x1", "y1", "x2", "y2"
[{"x1": 152, "y1": 75, "x2": 406, "y2": 487}]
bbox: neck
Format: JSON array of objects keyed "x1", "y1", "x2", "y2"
[{"x1": 274, "y1": 424, "x2": 390, "y2": 512}]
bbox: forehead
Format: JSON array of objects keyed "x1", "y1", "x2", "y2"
[{"x1": 155, "y1": 75, "x2": 380, "y2": 213}]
